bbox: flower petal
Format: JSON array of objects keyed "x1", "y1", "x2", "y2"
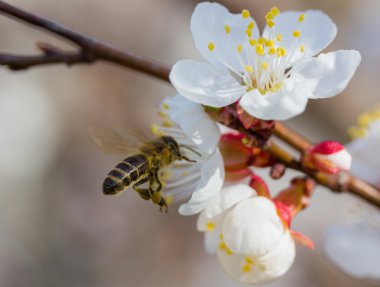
[
  {"x1": 179, "y1": 149, "x2": 225, "y2": 215},
  {"x1": 217, "y1": 231, "x2": 295, "y2": 284},
  {"x1": 203, "y1": 184, "x2": 256, "y2": 219},
  {"x1": 164, "y1": 95, "x2": 220, "y2": 154},
  {"x1": 325, "y1": 224, "x2": 380, "y2": 279},
  {"x1": 239, "y1": 76, "x2": 312, "y2": 120},
  {"x1": 297, "y1": 50, "x2": 361, "y2": 99},
  {"x1": 170, "y1": 60, "x2": 245, "y2": 108},
  {"x1": 263, "y1": 10, "x2": 337, "y2": 61},
  {"x1": 191, "y1": 2, "x2": 259, "y2": 71},
  {"x1": 222, "y1": 197, "x2": 285, "y2": 256}
]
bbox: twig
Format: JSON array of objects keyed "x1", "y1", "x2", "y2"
[{"x1": 0, "y1": 1, "x2": 379, "y2": 208}]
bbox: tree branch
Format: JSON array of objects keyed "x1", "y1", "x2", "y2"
[{"x1": 0, "y1": 0, "x2": 379, "y2": 208}]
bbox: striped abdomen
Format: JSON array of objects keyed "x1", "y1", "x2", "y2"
[{"x1": 103, "y1": 154, "x2": 149, "y2": 195}]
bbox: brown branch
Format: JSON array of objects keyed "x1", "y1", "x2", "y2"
[
  {"x1": 0, "y1": 1, "x2": 170, "y2": 81},
  {"x1": 0, "y1": 0, "x2": 379, "y2": 208}
]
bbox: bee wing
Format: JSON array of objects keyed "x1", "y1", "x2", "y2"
[
  {"x1": 115, "y1": 124, "x2": 151, "y2": 144},
  {"x1": 88, "y1": 126, "x2": 141, "y2": 155}
]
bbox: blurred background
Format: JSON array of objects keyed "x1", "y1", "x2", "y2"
[{"x1": 0, "y1": 0, "x2": 379, "y2": 286}]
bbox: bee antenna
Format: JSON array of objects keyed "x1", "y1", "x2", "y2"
[
  {"x1": 179, "y1": 145, "x2": 201, "y2": 157},
  {"x1": 180, "y1": 155, "x2": 196, "y2": 163}
]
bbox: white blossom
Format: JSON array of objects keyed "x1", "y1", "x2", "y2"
[
  {"x1": 157, "y1": 95, "x2": 225, "y2": 215},
  {"x1": 170, "y1": 2, "x2": 361, "y2": 120},
  {"x1": 197, "y1": 184, "x2": 295, "y2": 284}
]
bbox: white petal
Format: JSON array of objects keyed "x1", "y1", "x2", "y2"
[
  {"x1": 263, "y1": 10, "x2": 337, "y2": 61},
  {"x1": 325, "y1": 148, "x2": 352, "y2": 170},
  {"x1": 222, "y1": 197, "x2": 285, "y2": 256},
  {"x1": 325, "y1": 224, "x2": 380, "y2": 279},
  {"x1": 179, "y1": 149, "x2": 225, "y2": 215},
  {"x1": 170, "y1": 60, "x2": 245, "y2": 108},
  {"x1": 191, "y1": 2, "x2": 259, "y2": 71},
  {"x1": 197, "y1": 212, "x2": 224, "y2": 254},
  {"x1": 203, "y1": 184, "x2": 256, "y2": 219},
  {"x1": 239, "y1": 76, "x2": 312, "y2": 120},
  {"x1": 298, "y1": 50, "x2": 361, "y2": 99},
  {"x1": 164, "y1": 95, "x2": 220, "y2": 154},
  {"x1": 217, "y1": 231, "x2": 295, "y2": 284}
]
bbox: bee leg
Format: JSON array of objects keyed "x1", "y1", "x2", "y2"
[
  {"x1": 132, "y1": 177, "x2": 151, "y2": 200},
  {"x1": 150, "y1": 171, "x2": 168, "y2": 212}
]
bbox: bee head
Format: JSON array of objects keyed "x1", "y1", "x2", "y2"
[{"x1": 161, "y1": 136, "x2": 181, "y2": 157}]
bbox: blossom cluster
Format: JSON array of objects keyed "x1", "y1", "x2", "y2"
[{"x1": 136, "y1": 2, "x2": 363, "y2": 285}]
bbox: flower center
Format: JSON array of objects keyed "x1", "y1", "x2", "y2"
[{"x1": 208, "y1": 7, "x2": 306, "y2": 95}]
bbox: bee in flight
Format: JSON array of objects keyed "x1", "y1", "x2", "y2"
[{"x1": 89, "y1": 126, "x2": 200, "y2": 211}]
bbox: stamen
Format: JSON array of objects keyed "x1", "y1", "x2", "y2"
[
  {"x1": 249, "y1": 39, "x2": 257, "y2": 46},
  {"x1": 262, "y1": 62, "x2": 269, "y2": 70},
  {"x1": 206, "y1": 221, "x2": 215, "y2": 231},
  {"x1": 276, "y1": 34, "x2": 283, "y2": 42},
  {"x1": 298, "y1": 13, "x2": 305, "y2": 22},
  {"x1": 242, "y1": 9, "x2": 250, "y2": 19},
  {"x1": 247, "y1": 21, "x2": 255, "y2": 30},
  {"x1": 267, "y1": 20, "x2": 275, "y2": 28},
  {"x1": 300, "y1": 44, "x2": 305, "y2": 53},
  {"x1": 162, "y1": 103, "x2": 170, "y2": 110},
  {"x1": 242, "y1": 264, "x2": 252, "y2": 273},
  {"x1": 265, "y1": 39, "x2": 275, "y2": 47},
  {"x1": 245, "y1": 65, "x2": 254, "y2": 73},
  {"x1": 271, "y1": 6, "x2": 280, "y2": 16},
  {"x1": 255, "y1": 44, "x2": 264, "y2": 55},
  {"x1": 224, "y1": 25, "x2": 231, "y2": 35},
  {"x1": 293, "y1": 30, "x2": 301, "y2": 38},
  {"x1": 237, "y1": 44, "x2": 243, "y2": 53},
  {"x1": 208, "y1": 42, "x2": 215, "y2": 52},
  {"x1": 246, "y1": 29, "x2": 252, "y2": 37},
  {"x1": 268, "y1": 47, "x2": 276, "y2": 55}
]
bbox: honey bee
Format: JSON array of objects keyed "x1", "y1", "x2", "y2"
[{"x1": 89, "y1": 126, "x2": 199, "y2": 211}]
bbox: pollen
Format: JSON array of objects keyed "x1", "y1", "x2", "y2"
[
  {"x1": 262, "y1": 62, "x2": 269, "y2": 70},
  {"x1": 208, "y1": 42, "x2": 215, "y2": 52},
  {"x1": 162, "y1": 119, "x2": 173, "y2": 128},
  {"x1": 277, "y1": 47, "x2": 286, "y2": 57},
  {"x1": 276, "y1": 33, "x2": 283, "y2": 42},
  {"x1": 299, "y1": 13, "x2": 305, "y2": 22},
  {"x1": 293, "y1": 30, "x2": 301, "y2": 38},
  {"x1": 158, "y1": 111, "x2": 167, "y2": 118},
  {"x1": 271, "y1": 6, "x2": 280, "y2": 16},
  {"x1": 265, "y1": 12, "x2": 274, "y2": 20},
  {"x1": 267, "y1": 19, "x2": 275, "y2": 28},
  {"x1": 249, "y1": 39, "x2": 257, "y2": 46},
  {"x1": 244, "y1": 65, "x2": 254, "y2": 73},
  {"x1": 224, "y1": 24, "x2": 231, "y2": 34},
  {"x1": 300, "y1": 44, "x2": 305, "y2": 53},
  {"x1": 162, "y1": 103, "x2": 170, "y2": 110},
  {"x1": 265, "y1": 39, "x2": 275, "y2": 47},
  {"x1": 245, "y1": 257, "x2": 254, "y2": 265},
  {"x1": 151, "y1": 124, "x2": 164, "y2": 136},
  {"x1": 237, "y1": 44, "x2": 243, "y2": 53},
  {"x1": 242, "y1": 264, "x2": 252, "y2": 273},
  {"x1": 242, "y1": 9, "x2": 250, "y2": 19},
  {"x1": 258, "y1": 37, "x2": 265, "y2": 45},
  {"x1": 247, "y1": 21, "x2": 255, "y2": 30},
  {"x1": 205, "y1": 221, "x2": 215, "y2": 231},
  {"x1": 268, "y1": 47, "x2": 276, "y2": 55},
  {"x1": 255, "y1": 44, "x2": 264, "y2": 55},
  {"x1": 246, "y1": 29, "x2": 252, "y2": 37}
]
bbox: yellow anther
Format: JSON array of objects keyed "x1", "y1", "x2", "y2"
[
  {"x1": 151, "y1": 124, "x2": 164, "y2": 136},
  {"x1": 224, "y1": 25, "x2": 231, "y2": 35},
  {"x1": 208, "y1": 42, "x2": 215, "y2": 52},
  {"x1": 158, "y1": 111, "x2": 167, "y2": 118},
  {"x1": 237, "y1": 44, "x2": 243, "y2": 53},
  {"x1": 265, "y1": 39, "x2": 275, "y2": 47},
  {"x1": 247, "y1": 21, "x2": 255, "y2": 30},
  {"x1": 300, "y1": 44, "x2": 305, "y2": 53},
  {"x1": 163, "y1": 119, "x2": 173, "y2": 128},
  {"x1": 293, "y1": 30, "x2": 301, "y2": 38},
  {"x1": 271, "y1": 6, "x2": 280, "y2": 16},
  {"x1": 265, "y1": 12, "x2": 274, "y2": 20},
  {"x1": 358, "y1": 113, "x2": 372, "y2": 127},
  {"x1": 245, "y1": 257, "x2": 255, "y2": 265},
  {"x1": 267, "y1": 20, "x2": 275, "y2": 28},
  {"x1": 348, "y1": 126, "x2": 366, "y2": 139},
  {"x1": 244, "y1": 65, "x2": 254, "y2": 73},
  {"x1": 255, "y1": 44, "x2": 264, "y2": 55},
  {"x1": 243, "y1": 264, "x2": 252, "y2": 273},
  {"x1": 262, "y1": 62, "x2": 269, "y2": 70},
  {"x1": 249, "y1": 39, "x2": 257, "y2": 46},
  {"x1": 206, "y1": 221, "x2": 215, "y2": 231},
  {"x1": 258, "y1": 37, "x2": 265, "y2": 45},
  {"x1": 242, "y1": 9, "x2": 250, "y2": 19},
  {"x1": 299, "y1": 13, "x2": 305, "y2": 22},
  {"x1": 277, "y1": 47, "x2": 287, "y2": 57},
  {"x1": 268, "y1": 47, "x2": 276, "y2": 55},
  {"x1": 276, "y1": 34, "x2": 283, "y2": 42},
  {"x1": 219, "y1": 234, "x2": 224, "y2": 240},
  {"x1": 246, "y1": 29, "x2": 252, "y2": 38},
  {"x1": 162, "y1": 103, "x2": 170, "y2": 110}
]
